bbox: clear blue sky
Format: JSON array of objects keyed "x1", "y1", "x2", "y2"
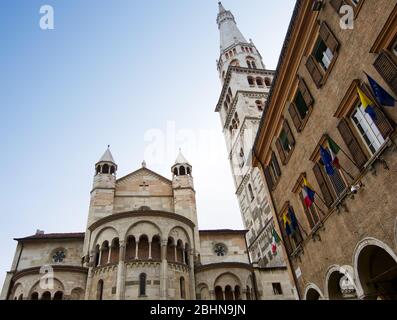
[{"x1": 0, "y1": 0, "x2": 295, "y2": 286}]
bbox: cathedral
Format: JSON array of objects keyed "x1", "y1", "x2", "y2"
[{"x1": 0, "y1": 3, "x2": 295, "y2": 300}]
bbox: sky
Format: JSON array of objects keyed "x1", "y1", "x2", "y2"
[{"x1": 0, "y1": 0, "x2": 295, "y2": 287}]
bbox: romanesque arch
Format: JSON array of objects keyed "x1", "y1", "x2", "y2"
[
  {"x1": 196, "y1": 283, "x2": 210, "y2": 300},
  {"x1": 353, "y1": 237, "x2": 397, "y2": 300},
  {"x1": 214, "y1": 272, "x2": 242, "y2": 300},
  {"x1": 324, "y1": 265, "x2": 357, "y2": 300},
  {"x1": 304, "y1": 283, "x2": 324, "y2": 300},
  {"x1": 28, "y1": 278, "x2": 65, "y2": 300}
]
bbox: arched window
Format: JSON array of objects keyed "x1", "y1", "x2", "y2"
[
  {"x1": 18, "y1": 294, "x2": 23, "y2": 300},
  {"x1": 94, "y1": 244, "x2": 100, "y2": 266},
  {"x1": 41, "y1": 291, "x2": 51, "y2": 300},
  {"x1": 230, "y1": 59, "x2": 239, "y2": 67},
  {"x1": 110, "y1": 238, "x2": 120, "y2": 264},
  {"x1": 151, "y1": 235, "x2": 161, "y2": 260},
  {"x1": 247, "y1": 76, "x2": 255, "y2": 86},
  {"x1": 97, "y1": 280, "x2": 104, "y2": 300},
  {"x1": 215, "y1": 286, "x2": 224, "y2": 300},
  {"x1": 180, "y1": 277, "x2": 186, "y2": 299},
  {"x1": 184, "y1": 243, "x2": 190, "y2": 265},
  {"x1": 225, "y1": 53, "x2": 229, "y2": 59},
  {"x1": 173, "y1": 167, "x2": 178, "y2": 176},
  {"x1": 110, "y1": 166, "x2": 115, "y2": 175},
  {"x1": 167, "y1": 237, "x2": 175, "y2": 261},
  {"x1": 96, "y1": 165, "x2": 101, "y2": 175},
  {"x1": 138, "y1": 235, "x2": 149, "y2": 260},
  {"x1": 100, "y1": 241, "x2": 109, "y2": 266},
  {"x1": 186, "y1": 167, "x2": 191, "y2": 175},
  {"x1": 30, "y1": 292, "x2": 39, "y2": 300},
  {"x1": 265, "y1": 77, "x2": 272, "y2": 86},
  {"x1": 235, "y1": 286, "x2": 241, "y2": 300},
  {"x1": 248, "y1": 184, "x2": 255, "y2": 201},
  {"x1": 247, "y1": 61, "x2": 252, "y2": 69},
  {"x1": 102, "y1": 164, "x2": 109, "y2": 174},
  {"x1": 179, "y1": 166, "x2": 186, "y2": 176},
  {"x1": 256, "y1": 77, "x2": 264, "y2": 87},
  {"x1": 225, "y1": 285, "x2": 234, "y2": 300},
  {"x1": 139, "y1": 273, "x2": 147, "y2": 297},
  {"x1": 256, "y1": 100, "x2": 264, "y2": 111},
  {"x1": 53, "y1": 291, "x2": 63, "y2": 300},
  {"x1": 177, "y1": 240, "x2": 184, "y2": 263},
  {"x1": 126, "y1": 236, "x2": 136, "y2": 261}
]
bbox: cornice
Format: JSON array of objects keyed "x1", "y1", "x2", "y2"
[
  {"x1": 88, "y1": 210, "x2": 195, "y2": 232},
  {"x1": 215, "y1": 67, "x2": 275, "y2": 112},
  {"x1": 195, "y1": 262, "x2": 253, "y2": 273},
  {"x1": 12, "y1": 265, "x2": 88, "y2": 282}
]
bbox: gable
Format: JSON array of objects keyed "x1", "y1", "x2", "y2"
[{"x1": 115, "y1": 168, "x2": 173, "y2": 196}]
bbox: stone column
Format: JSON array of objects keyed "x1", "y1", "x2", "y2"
[
  {"x1": 148, "y1": 241, "x2": 152, "y2": 260},
  {"x1": 241, "y1": 289, "x2": 247, "y2": 300},
  {"x1": 159, "y1": 239, "x2": 168, "y2": 300},
  {"x1": 209, "y1": 290, "x2": 215, "y2": 300},
  {"x1": 116, "y1": 241, "x2": 126, "y2": 300},
  {"x1": 174, "y1": 245, "x2": 177, "y2": 262},
  {"x1": 135, "y1": 241, "x2": 139, "y2": 260},
  {"x1": 98, "y1": 250, "x2": 102, "y2": 266},
  {"x1": 188, "y1": 249, "x2": 196, "y2": 299},
  {"x1": 107, "y1": 246, "x2": 112, "y2": 264},
  {"x1": 84, "y1": 267, "x2": 94, "y2": 300}
]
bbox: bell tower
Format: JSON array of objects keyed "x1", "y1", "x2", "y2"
[
  {"x1": 217, "y1": 2, "x2": 265, "y2": 83},
  {"x1": 171, "y1": 150, "x2": 200, "y2": 254}
]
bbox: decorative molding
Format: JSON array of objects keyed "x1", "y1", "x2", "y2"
[
  {"x1": 12, "y1": 265, "x2": 88, "y2": 282},
  {"x1": 88, "y1": 210, "x2": 195, "y2": 232}
]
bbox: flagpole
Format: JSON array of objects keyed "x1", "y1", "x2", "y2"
[
  {"x1": 313, "y1": 201, "x2": 327, "y2": 216},
  {"x1": 340, "y1": 165, "x2": 355, "y2": 181}
]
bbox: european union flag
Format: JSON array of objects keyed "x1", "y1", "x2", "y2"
[
  {"x1": 366, "y1": 73, "x2": 396, "y2": 107},
  {"x1": 320, "y1": 146, "x2": 335, "y2": 176}
]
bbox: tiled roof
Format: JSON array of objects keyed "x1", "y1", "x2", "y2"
[
  {"x1": 14, "y1": 232, "x2": 85, "y2": 241},
  {"x1": 199, "y1": 229, "x2": 248, "y2": 234}
]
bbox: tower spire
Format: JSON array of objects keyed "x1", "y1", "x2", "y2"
[{"x1": 216, "y1": 3, "x2": 247, "y2": 52}]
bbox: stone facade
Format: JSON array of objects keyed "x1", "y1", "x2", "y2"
[
  {"x1": 1, "y1": 149, "x2": 294, "y2": 300},
  {"x1": 252, "y1": 0, "x2": 397, "y2": 300},
  {"x1": 214, "y1": 2, "x2": 295, "y2": 297}
]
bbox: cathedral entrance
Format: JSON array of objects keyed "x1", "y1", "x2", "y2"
[{"x1": 357, "y1": 244, "x2": 397, "y2": 300}]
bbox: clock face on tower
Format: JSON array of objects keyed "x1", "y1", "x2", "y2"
[{"x1": 52, "y1": 250, "x2": 66, "y2": 263}]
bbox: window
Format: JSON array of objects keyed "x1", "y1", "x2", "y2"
[
  {"x1": 214, "y1": 243, "x2": 227, "y2": 256},
  {"x1": 180, "y1": 277, "x2": 186, "y2": 299},
  {"x1": 306, "y1": 22, "x2": 339, "y2": 88},
  {"x1": 239, "y1": 148, "x2": 245, "y2": 168},
  {"x1": 264, "y1": 152, "x2": 281, "y2": 190},
  {"x1": 272, "y1": 283, "x2": 283, "y2": 295},
  {"x1": 97, "y1": 280, "x2": 104, "y2": 300},
  {"x1": 247, "y1": 76, "x2": 255, "y2": 86},
  {"x1": 264, "y1": 77, "x2": 272, "y2": 87},
  {"x1": 52, "y1": 250, "x2": 66, "y2": 263},
  {"x1": 248, "y1": 184, "x2": 255, "y2": 201},
  {"x1": 313, "y1": 38, "x2": 334, "y2": 71},
  {"x1": 351, "y1": 103, "x2": 385, "y2": 155},
  {"x1": 299, "y1": 187, "x2": 321, "y2": 229},
  {"x1": 279, "y1": 205, "x2": 303, "y2": 254},
  {"x1": 288, "y1": 78, "x2": 314, "y2": 131},
  {"x1": 139, "y1": 273, "x2": 147, "y2": 297},
  {"x1": 276, "y1": 121, "x2": 295, "y2": 165},
  {"x1": 230, "y1": 59, "x2": 239, "y2": 67},
  {"x1": 256, "y1": 100, "x2": 263, "y2": 111},
  {"x1": 256, "y1": 77, "x2": 264, "y2": 87}
]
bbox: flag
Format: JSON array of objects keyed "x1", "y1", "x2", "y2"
[
  {"x1": 320, "y1": 146, "x2": 335, "y2": 176},
  {"x1": 303, "y1": 178, "x2": 316, "y2": 209},
  {"x1": 282, "y1": 212, "x2": 292, "y2": 236},
  {"x1": 327, "y1": 136, "x2": 341, "y2": 169},
  {"x1": 271, "y1": 228, "x2": 281, "y2": 254},
  {"x1": 366, "y1": 73, "x2": 396, "y2": 107},
  {"x1": 357, "y1": 87, "x2": 377, "y2": 121},
  {"x1": 288, "y1": 206, "x2": 299, "y2": 231}
]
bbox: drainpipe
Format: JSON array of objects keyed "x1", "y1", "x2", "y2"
[{"x1": 253, "y1": 150, "x2": 302, "y2": 300}]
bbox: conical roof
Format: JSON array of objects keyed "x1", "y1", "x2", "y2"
[
  {"x1": 97, "y1": 147, "x2": 116, "y2": 164},
  {"x1": 174, "y1": 149, "x2": 190, "y2": 165}
]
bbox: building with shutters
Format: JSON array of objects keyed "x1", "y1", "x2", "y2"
[{"x1": 252, "y1": 0, "x2": 397, "y2": 300}]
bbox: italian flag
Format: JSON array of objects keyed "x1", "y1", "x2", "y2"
[
  {"x1": 271, "y1": 228, "x2": 281, "y2": 254},
  {"x1": 327, "y1": 136, "x2": 341, "y2": 169}
]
